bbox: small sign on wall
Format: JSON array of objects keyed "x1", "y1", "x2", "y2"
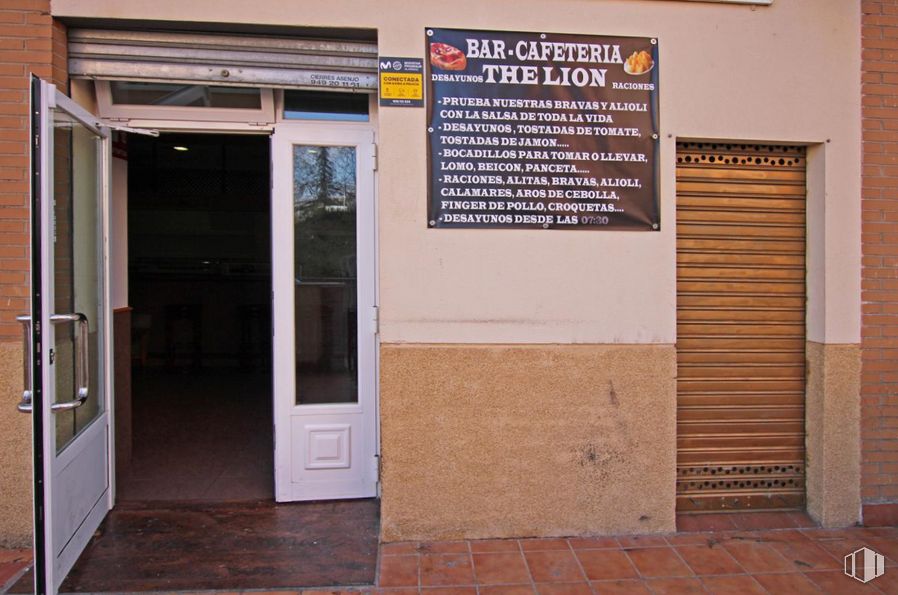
[{"x1": 379, "y1": 57, "x2": 425, "y2": 107}]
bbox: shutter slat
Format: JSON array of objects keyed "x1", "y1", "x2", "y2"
[{"x1": 676, "y1": 142, "x2": 807, "y2": 513}]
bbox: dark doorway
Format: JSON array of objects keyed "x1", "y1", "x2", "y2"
[{"x1": 122, "y1": 132, "x2": 273, "y2": 501}]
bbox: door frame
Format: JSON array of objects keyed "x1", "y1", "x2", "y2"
[
  {"x1": 270, "y1": 121, "x2": 379, "y2": 502},
  {"x1": 101, "y1": 104, "x2": 382, "y2": 504}
]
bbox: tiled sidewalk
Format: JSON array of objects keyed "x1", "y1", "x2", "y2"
[
  {"x1": 2, "y1": 525, "x2": 897, "y2": 594},
  {"x1": 377, "y1": 526, "x2": 898, "y2": 594}
]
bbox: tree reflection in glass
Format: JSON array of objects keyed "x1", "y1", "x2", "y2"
[{"x1": 292, "y1": 146, "x2": 358, "y2": 404}]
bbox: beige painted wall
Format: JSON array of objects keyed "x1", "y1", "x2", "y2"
[
  {"x1": 380, "y1": 344, "x2": 677, "y2": 540},
  {"x1": 0, "y1": 342, "x2": 33, "y2": 547},
  {"x1": 52, "y1": 0, "x2": 861, "y2": 346}
]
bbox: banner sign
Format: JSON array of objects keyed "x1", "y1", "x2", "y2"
[
  {"x1": 426, "y1": 28, "x2": 660, "y2": 230},
  {"x1": 379, "y1": 57, "x2": 425, "y2": 107}
]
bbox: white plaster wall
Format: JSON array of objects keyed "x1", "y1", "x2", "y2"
[{"x1": 52, "y1": 0, "x2": 861, "y2": 345}]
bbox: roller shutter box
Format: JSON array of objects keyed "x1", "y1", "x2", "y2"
[{"x1": 68, "y1": 29, "x2": 378, "y2": 92}]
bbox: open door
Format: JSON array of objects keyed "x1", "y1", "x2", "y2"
[
  {"x1": 17, "y1": 76, "x2": 114, "y2": 594},
  {"x1": 272, "y1": 124, "x2": 377, "y2": 501}
]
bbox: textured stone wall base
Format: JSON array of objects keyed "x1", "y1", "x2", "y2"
[{"x1": 379, "y1": 343, "x2": 677, "y2": 541}]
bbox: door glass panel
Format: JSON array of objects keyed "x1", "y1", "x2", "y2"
[
  {"x1": 293, "y1": 145, "x2": 357, "y2": 405},
  {"x1": 53, "y1": 110, "x2": 104, "y2": 453}
]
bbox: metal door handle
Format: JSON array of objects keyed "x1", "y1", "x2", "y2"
[
  {"x1": 15, "y1": 315, "x2": 32, "y2": 413},
  {"x1": 49, "y1": 313, "x2": 89, "y2": 412}
]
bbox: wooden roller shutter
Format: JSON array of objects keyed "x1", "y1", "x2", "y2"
[{"x1": 676, "y1": 143, "x2": 807, "y2": 512}]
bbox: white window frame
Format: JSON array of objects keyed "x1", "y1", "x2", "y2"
[{"x1": 95, "y1": 81, "x2": 276, "y2": 123}]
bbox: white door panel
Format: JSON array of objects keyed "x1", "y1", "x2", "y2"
[
  {"x1": 23, "y1": 77, "x2": 114, "y2": 594},
  {"x1": 272, "y1": 124, "x2": 377, "y2": 502}
]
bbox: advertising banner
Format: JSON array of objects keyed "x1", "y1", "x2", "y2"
[{"x1": 426, "y1": 28, "x2": 659, "y2": 230}]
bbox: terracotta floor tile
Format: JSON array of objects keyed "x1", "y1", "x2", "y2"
[
  {"x1": 574, "y1": 550, "x2": 638, "y2": 581},
  {"x1": 625, "y1": 547, "x2": 693, "y2": 579},
  {"x1": 755, "y1": 529, "x2": 812, "y2": 543},
  {"x1": 665, "y1": 533, "x2": 718, "y2": 547},
  {"x1": 523, "y1": 550, "x2": 586, "y2": 583},
  {"x1": 868, "y1": 536, "x2": 898, "y2": 566},
  {"x1": 470, "y1": 539, "x2": 523, "y2": 554},
  {"x1": 520, "y1": 539, "x2": 571, "y2": 551},
  {"x1": 381, "y1": 542, "x2": 419, "y2": 556},
  {"x1": 815, "y1": 538, "x2": 881, "y2": 566},
  {"x1": 643, "y1": 577, "x2": 706, "y2": 594},
  {"x1": 700, "y1": 574, "x2": 765, "y2": 594},
  {"x1": 567, "y1": 537, "x2": 619, "y2": 550},
  {"x1": 419, "y1": 541, "x2": 469, "y2": 554},
  {"x1": 751, "y1": 572, "x2": 825, "y2": 595},
  {"x1": 617, "y1": 535, "x2": 668, "y2": 548},
  {"x1": 768, "y1": 540, "x2": 841, "y2": 572},
  {"x1": 674, "y1": 544, "x2": 743, "y2": 576},
  {"x1": 378, "y1": 555, "x2": 419, "y2": 588},
  {"x1": 420, "y1": 587, "x2": 478, "y2": 595},
  {"x1": 0, "y1": 562, "x2": 29, "y2": 589},
  {"x1": 802, "y1": 570, "x2": 880, "y2": 595},
  {"x1": 867, "y1": 526, "x2": 898, "y2": 539},
  {"x1": 472, "y1": 553, "x2": 531, "y2": 585},
  {"x1": 420, "y1": 553, "x2": 474, "y2": 587},
  {"x1": 0, "y1": 551, "x2": 30, "y2": 565},
  {"x1": 477, "y1": 585, "x2": 536, "y2": 595},
  {"x1": 866, "y1": 567, "x2": 898, "y2": 593},
  {"x1": 715, "y1": 530, "x2": 764, "y2": 543},
  {"x1": 730, "y1": 512, "x2": 800, "y2": 531},
  {"x1": 720, "y1": 540, "x2": 794, "y2": 574},
  {"x1": 589, "y1": 579, "x2": 652, "y2": 594},
  {"x1": 533, "y1": 582, "x2": 592, "y2": 595},
  {"x1": 801, "y1": 528, "x2": 870, "y2": 541},
  {"x1": 787, "y1": 512, "x2": 818, "y2": 528},
  {"x1": 676, "y1": 514, "x2": 738, "y2": 533}
]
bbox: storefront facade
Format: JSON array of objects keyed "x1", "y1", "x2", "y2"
[{"x1": 0, "y1": 0, "x2": 888, "y2": 587}]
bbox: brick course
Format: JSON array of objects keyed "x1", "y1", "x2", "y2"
[
  {"x1": 863, "y1": 0, "x2": 898, "y2": 507},
  {"x1": 0, "y1": 1, "x2": 64, "y2": 341}
]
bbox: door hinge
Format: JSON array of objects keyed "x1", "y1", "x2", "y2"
[
  {"x1": 371, "y1": 305, "x2": 379, "y2": 335},
  {"x1": 373, "y1": 453, "x2": 381, "y2": 481},
  {"x1": 371, "y1": 143, "x2": 378, "y2": 172}
]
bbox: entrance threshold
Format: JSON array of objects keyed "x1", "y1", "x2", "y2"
[{"x1": 9, "y1": 499, "x2": 378, "y2": 593}]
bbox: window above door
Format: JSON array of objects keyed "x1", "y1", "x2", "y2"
[{"x1": 96, "y1": 81, "x2": 276, "y2": 122}]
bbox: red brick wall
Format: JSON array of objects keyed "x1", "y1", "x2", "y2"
[
  {"x1": 862, "y1": 0, "x2": 898, "y2": 512},
  {"x1": 0, "y1": 0, "x2": 65, "y2": 341}
]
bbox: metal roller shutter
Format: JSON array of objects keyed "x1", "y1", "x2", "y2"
[
  {"x1": 68, "y1": 29, "x2": 378, "y2": 92},
  {"x1": 675, "y1": 142, "x2": 807, "y2": 513}
]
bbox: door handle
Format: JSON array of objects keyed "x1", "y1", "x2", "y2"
[
  {"x1": 49, "y1": 313, "x2": 90, "y2": 412},
  {"x1": 15, "y1": 315, "x2": 32, "y2": 413}
]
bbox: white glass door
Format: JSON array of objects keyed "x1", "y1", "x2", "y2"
[
  {"x1": 21, "y1": 77, "x2": 113, "y2": 594},
  {"x1": 271, "y1": 124, "x2": 377, "y2": 501}
]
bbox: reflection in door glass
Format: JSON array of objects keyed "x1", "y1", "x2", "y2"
[
  {"x1": 293, "y1": 146, "x2": 357, "y2": 405},
  {"x1": 53, "y1": 111, "x2": 104, "y2": 453}
]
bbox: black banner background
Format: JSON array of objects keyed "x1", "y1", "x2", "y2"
[{"x1": 426, "y1": 28, "x2": 660, "y2": 231}]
